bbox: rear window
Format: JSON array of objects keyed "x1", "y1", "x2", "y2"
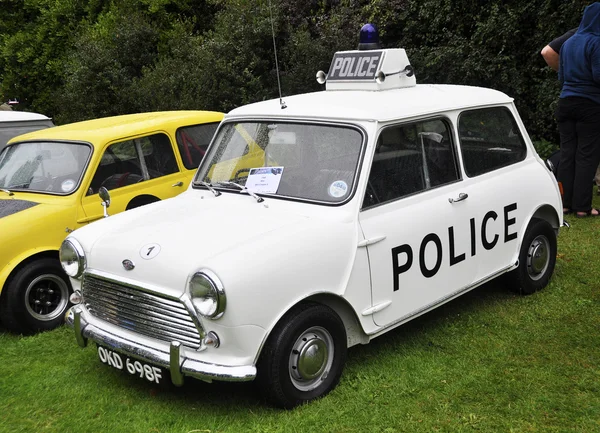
[
  {"x1": 176, "y1": 123, "x2": 220, "y2": 169},
  {"x1": 458, "y1": 107, "x2": 526, "y2": 177}
]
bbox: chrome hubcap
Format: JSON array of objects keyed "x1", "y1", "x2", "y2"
[
  {"x1": 289, "y1": 326, "x2": 334, "y2": 391},
  {"x1": 24, "y1": 274, "x2": 69, "y2": 321},
  {"x1": 527, "y1": 235, "x2": 550, "y2": 280}
]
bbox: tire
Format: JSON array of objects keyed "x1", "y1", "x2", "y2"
[
  {"x1": 0, "y1": 258, "x2": 72, "y2": 334},
  {"x1": 256, "y1": 302, "x2": 347, "y2": 409},
  {"x1": 506, "y1": 218, "x2": 557, "y2": 295}
]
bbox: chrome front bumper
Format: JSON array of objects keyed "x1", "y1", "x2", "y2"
[{"x1": 65, "y1": 306, "x2": 256, "y2": 385}]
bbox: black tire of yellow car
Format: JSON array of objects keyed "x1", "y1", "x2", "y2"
[
  {"x1": 256, "y1": 302, "x2": 347, "y2": 409},
  {"x1": 506, "y1": 218, "x2": 557, "y2": 295},
  {"x1": 0, "y1": 258, "x2": 72, "y2": 334}
]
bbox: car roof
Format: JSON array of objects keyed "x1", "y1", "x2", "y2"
[
  {"x1": 9, "y1": 111, "x2": 224, "y2": 145},
  {"x1": 0, "y1": 111, "x2": 52, "y2": 122},
  {"x1": 227, "y1": 84, "x2": 513, "y2": 123}
]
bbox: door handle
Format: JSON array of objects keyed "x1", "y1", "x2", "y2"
[
  {"x1": 172, "y1": 181, "x2": 184, "y2": 187},
  {"x1": 448, "y1": 192, "x2": 468, "y2": 203}
]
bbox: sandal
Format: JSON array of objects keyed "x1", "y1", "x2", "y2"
[
  {"x1": 575, "y1": 208, "x2": 600, "y2": 218},
  {"x1": 563, "y1": 208, "x2": 573, "y2": 215}
]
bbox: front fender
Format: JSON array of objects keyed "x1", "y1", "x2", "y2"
[{"x1": 0, "y1": 246, "x2": 60, "y2": 293}]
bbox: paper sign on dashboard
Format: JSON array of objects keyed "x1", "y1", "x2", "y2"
[{"x1": 245, "y1": 167, "x2": 284, "y2": 193}]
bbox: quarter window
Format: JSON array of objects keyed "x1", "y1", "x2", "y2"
[
  {"x1": 142, "y1": 134, "x2": 178, "y2": 179},
  {"x1": 363, "y1": 119, "x2": 459, "y2": 208},
  {"x1": 458, "y1": 107, "x2": 526, "y2": 177}
]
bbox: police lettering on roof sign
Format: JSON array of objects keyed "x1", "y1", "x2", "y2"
[{"x1": 328, "y1": 51, "x2": 383, "y2": 81}]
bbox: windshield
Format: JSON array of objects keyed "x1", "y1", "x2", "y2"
[
  {"x1": 194, "y1": 122, "x2": 363, "y2": 203},
  {"x1": 0, "y1": 141, "x2": 91, "y2": 194}
]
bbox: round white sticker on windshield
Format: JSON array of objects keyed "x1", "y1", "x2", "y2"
[
  {"x1": 328, "y1": 180, "x2": 348, "y2": 198},
  {"x1": 61, "y1": 179, "x2": 76, "y2": 193}
]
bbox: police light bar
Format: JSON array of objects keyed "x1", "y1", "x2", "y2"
[{"x1": 316, "y1": 24, "x2": 416, "y2": 91}]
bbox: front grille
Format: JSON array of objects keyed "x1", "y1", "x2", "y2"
[{"x1": 82, "y1": 274, "x2": 202, "y2": 349}]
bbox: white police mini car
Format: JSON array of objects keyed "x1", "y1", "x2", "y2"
[{"x1": 62, "y1": 25, "x2": 563, "y2": 408}]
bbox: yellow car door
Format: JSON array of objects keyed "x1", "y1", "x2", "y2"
[{"x1": 79, "y1": 132, "x2": 189, "y2": 223}]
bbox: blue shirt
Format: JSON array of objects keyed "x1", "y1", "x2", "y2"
[{"x1": 559, "y1": 2, "x2": 600, "y2": 104}]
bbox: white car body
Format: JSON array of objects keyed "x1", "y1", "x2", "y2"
[{"x1": 64, "y1": 46, "x2": 563, "y2": 408}]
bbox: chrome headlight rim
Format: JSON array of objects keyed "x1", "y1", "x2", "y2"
[
  {"x1": 59, "y1": 238, "x2": 86, "y2": 278},
  {"x1": 188, "y1": 269, "x2": 226, "y2": 319}
]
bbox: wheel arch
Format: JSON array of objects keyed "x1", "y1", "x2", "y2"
[
  {"x1": 0, "y1": 250, "x2": 59, "y2": 296},
  {"x1": 531, "y1": 204, "x2": 560, "y2": 231},
  {"x1": 506, "y1": 204, "x2": 560, "y2": 272},
  {"x1": 126, "y1": 194, "x2": 160, "y2": 210},
  {"x1": 255, "y1": 293, "x2": 369, "y2": 365}
]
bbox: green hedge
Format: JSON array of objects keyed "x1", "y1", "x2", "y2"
[{"x1": 0, "y1": 0, "x2": 589, "y2": 143}]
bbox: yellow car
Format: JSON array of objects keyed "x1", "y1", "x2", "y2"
[{"x1": 0, "y1": 110, "x2": 223, "y2": 333}]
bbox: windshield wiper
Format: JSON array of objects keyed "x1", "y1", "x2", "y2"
[
  {"x1": 216, "y1": 181, "x2": 264, "y2": 203},
  {"x1": 0, "y1": 188, "x2": 14, "y2": 196},
  {"x1": 197, "y1": 181, "x2": 221, "y2": 197}
]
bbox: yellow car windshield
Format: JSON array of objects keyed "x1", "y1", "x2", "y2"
[
  {"x1": 194, "y1": 122, "x2": 363, "y2": 203},
  {"x1": 0, "y1": 141, "x2": 91, "y2": 195}
]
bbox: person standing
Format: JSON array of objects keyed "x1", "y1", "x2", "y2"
[
  {"x1": 542, "y1": 27, "x2": 600, "y2": 197},
  {"x1": 556, "y1": 2, "x2": 600, "y2": 217}
]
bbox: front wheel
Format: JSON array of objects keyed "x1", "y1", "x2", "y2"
[
  {"x1": 256, "y1": 303, "x2": 347, "y2": 409},
  {"x1": 506, "y1": 218, "x2": 557, "y2": 295},
  {"x1": 0, "y1": 258, "x2": 72, "y2": 334}
]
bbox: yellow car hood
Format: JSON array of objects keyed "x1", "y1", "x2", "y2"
[{"x1": 0, "y1": 197, "x2": 41, "y2": 219}]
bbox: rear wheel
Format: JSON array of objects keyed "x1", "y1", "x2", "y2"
[
  {"x1": 256, "y1": 303, "x2": 347, "y2": 409},
  {"x1": 506, "y1": 218, "x2": 557, "y2": 295},
  {"x1": 0, "y1": 258, "x2": 72, "y2": 334}
]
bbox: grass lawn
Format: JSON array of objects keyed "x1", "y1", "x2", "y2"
[{"x1": 1, "y1": 196, "x2": 599, "y2": 433}]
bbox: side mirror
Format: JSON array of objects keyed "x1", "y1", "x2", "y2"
[{"x1": 99, "y1": 186, "x2": 111, "y2": 218}]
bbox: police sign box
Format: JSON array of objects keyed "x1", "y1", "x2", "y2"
[
  {"x1": 322, "y1": 48, "x2": 416, "y2": 91},
  {"x1": 328, "y1": 51, "x2": 383, "y2": 81}
]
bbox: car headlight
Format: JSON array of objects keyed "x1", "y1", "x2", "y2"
[
  {"x1": 188, "y1": 270, "x2": 226, "y2": 319},
  {"x1": 59, "y1": 238, "x2": 86, "y2": 278}
]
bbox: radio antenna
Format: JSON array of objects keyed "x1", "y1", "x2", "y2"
[{"x1": 268, "y1": 0, "x2": 286, "y2": 109}]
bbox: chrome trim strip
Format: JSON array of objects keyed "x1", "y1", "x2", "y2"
[{"x1": 65, "y1": 307, "x2": 256, "y2": 383}]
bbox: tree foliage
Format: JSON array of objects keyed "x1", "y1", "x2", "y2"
[{"x1": 0, "y1": 0, "x2": 591, "y2": 143}]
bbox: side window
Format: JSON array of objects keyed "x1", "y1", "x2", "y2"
[
  {"x1": 141, "y1": 134, "x2": 178, "y2": 178},
  {"x1": 88, "y1": 140, "x2": 144, "y2": 195},
  {"x1": 176, "y1": 123, "x2": 220, "y2": 169},
  {"x1": 363, "y1": 118, "x2": 459, "y2": 208},
  {"x1": 458, "y1": 107, "x2": 526, "y2": 177}
]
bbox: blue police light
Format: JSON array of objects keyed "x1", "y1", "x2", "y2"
[{"x1": 358, "y1": 23, "x2": 381, "y2": 51}]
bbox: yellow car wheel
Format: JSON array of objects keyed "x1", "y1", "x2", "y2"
[{"x1": 0, "y1": 258, "x2": 72, "y2": 334}]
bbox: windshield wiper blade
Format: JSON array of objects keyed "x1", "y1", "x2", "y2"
[
  {"x1": 0, "y1": 188, "x2": 14, "y2": 196},
  {"x1": 217, "y1": 181, "x2": 264, "y2": 203},
  {"x1": 198, "y1": 181, "x2": 221, "y2": 197}
]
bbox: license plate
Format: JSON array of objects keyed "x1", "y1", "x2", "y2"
[{"x1": 97, "y1": 345, "x2": 164, "y2": 384}]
